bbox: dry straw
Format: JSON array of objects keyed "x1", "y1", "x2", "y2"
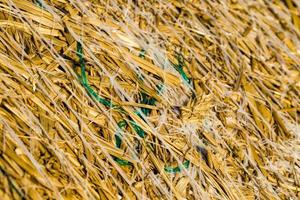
[{"x1": 0, "y1": 0, "x2": 299, "y2": 199}]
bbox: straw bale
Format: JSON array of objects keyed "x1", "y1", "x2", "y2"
[{"x1": 0, "y1": 0, "x2": 299, "y2": 199}]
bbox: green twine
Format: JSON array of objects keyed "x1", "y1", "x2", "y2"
[
  {"x1": 113, "y1": 157, "x2": 131, "y2": 166},
  {"x1": 137, "y1": 50, "x2": 191, "y2": 173},
  {"x1": 137, "y1": 50, "x2": 160, "y2": 116},
  {"x1": 164, "y1": 160, "x2": 190, "y2": 173},
  {"x1": 164, "y1": 54, "x2": 191, "y2": 172},
  {"x1": 35, "y1": 0, "x2": 45, "y2": 9},
  {"x1": 76, "y1": 43, "x2": 114, "y2": 108},
  {"x1": 76, "y1": 43, "x2": 191, "y2": 172},
  {"x1": 130, "y1": 119, "x2": 145, "y2": 138},
  {"x1": 140, "y1": 92, "x2": 156, "y2": 115},
  {"x1": 115, "y1": 120, "x2": 127, "y2": 148},
  {"x1": 112, "y1": 49, "x2": 191, "y2": 172},
  {"x1": 171, "y1": 53, "x2": 191, "y2": 84},
  {"x1": 76, "y1": 42, "x2": 131, "y2": 166},
  {"x1": 139, "y1": 49, "x2": 146, "y2": 58},
  {"x1": 113, "y1": 116, "x2": 145, "y2": 166}
]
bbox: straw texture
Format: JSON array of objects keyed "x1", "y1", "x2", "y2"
[{"x1": 0, "y1": 0, "x2": 299, "y2": 199}]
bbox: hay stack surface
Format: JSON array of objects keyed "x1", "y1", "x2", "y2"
[{"x1": 0, "y1": 0, "x2": 299, "y2": 199}]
